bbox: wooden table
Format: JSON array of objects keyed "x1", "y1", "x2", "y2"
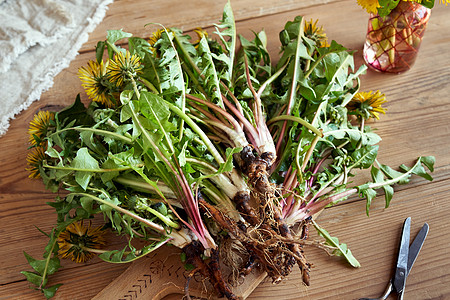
[{"x1": 1, "y1": 0, "x2": 449, "y2": 299}]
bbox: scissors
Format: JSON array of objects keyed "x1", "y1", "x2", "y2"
[{"x1": 360, "y1": 217, "x2": 429, "y2": 300}]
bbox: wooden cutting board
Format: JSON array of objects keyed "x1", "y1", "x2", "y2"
[
  {"x1": 93, "y1": 209, "x2": 323, "y2": 300},
  {"x1": 92, "y1": 245, "x2": 267, "y2": 300}
]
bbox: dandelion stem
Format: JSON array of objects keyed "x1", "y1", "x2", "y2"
[
  {"x1": 71, "y1": 193, "x2": 166, "y2": 233},
  {"x1": 49, "y1": 127, "x2": 133, "y2": 144},
  {"x1": 268, "y1": 115, "x2": 323, "y2": 137}
]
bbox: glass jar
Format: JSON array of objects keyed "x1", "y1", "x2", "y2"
[{"x1": 363, "y1": 1, "x2": 431, "y2": 73}]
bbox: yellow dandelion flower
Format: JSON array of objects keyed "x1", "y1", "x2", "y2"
[
  {"x1": 78, "y1": 60, "x2": 115, "y2": 107},
  {"x1": 58, "y1": 220, "x2": 106, "y2": 263},
  {"x1": 304, "y1": 19, "x2": 329, "y2": 48},
  {"x1": 106, "y1": 51, "x2": 143, "y2": 87},
  {"x1": 347, "y1": 90, "x2": 387, "y2": 120},
  {"x1": 192, "y1": 27, "x2": 209, "y2": 49},
  {"x1": 149, "y1": 29, "x2": 166, "y2": 47},
  {"x1": 194, "y1": 27, "x2": 208, "y2": 40},
  {"x1": 357, "y1": 0, "x2": 381, "y2": 14},
  {"x1": 28, "y1": 111, "x2": 54, "y2": 146},
  {"x1": 26, "y1": 147, "x2": 47, "y2": 178}
]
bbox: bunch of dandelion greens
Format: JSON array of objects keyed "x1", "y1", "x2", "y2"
[{"x1": 22, "y1": 2, "x2": 434, "y2": 299}]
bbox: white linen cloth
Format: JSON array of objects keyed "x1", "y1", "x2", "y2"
[{"x1": 0, "y1": 0, "x2": 114, "y2": 136}]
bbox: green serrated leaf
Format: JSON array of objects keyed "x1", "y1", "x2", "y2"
[
  {"x1": 298, "y1": 77, "x2": 316, "y2": 101},
  {"x1": 120, "y1": 90, "x2": 134, "y2": 106},
  {"x1": 351, "y1": 145, "x2": 379, "y2": 169},
  {"x1": 420, "y1": 156, "x2": 435, "y2": 172},
  {"x1": 100, "y1": 196, "x2": 121, "y2": 223},
  {"x1": 112, "y1": 211, "x2": 123, "y2": 233},
  {"x1": 34, "y1": 226, "x2": 51, "y2": 238},
  {"x1": 71, "y1": 148, "x2": 100, "y2": 190},
  {"x1": 379, "y1": 163, "x2": 410, "y2": 184},
  {"x1": 80, "y1": 130, "x2": 105, "y2": 156},
  {"x1": 56, "y1": 95, "x2": 93, "y2": 127},
  {"x1": 347, "y1": 129, "x2": 362, "y2": 144},
  {"x1": 213, "y1": 0, "x2": 236, "y2": 83},
  {"x1": 178, "y1": 141, "x2": 188, "y2": 167},
  {"x1": 128, "y1": 37, "x2": 151, "y2": 58},
  {"x1": 139, "y1": 91, "x2": 171, "y2": 125},
  {"x1": 400, "y1": 163, "x2": 433, "y2": 182},
  {"x1": 23, "y1": 252, "x2": 40, "y2": 273},
  {"x1": 21, "y1": 271, "x2": 46, "y2": 287},
  {"x1": 197, "y1": 37, "x2": 223, "y2": 104},
  {"x1": 98, "y1": 238, "x2": 168, "y2": 263},
  {"x1": 80, "y1": 196, "x2": 95, "y2": 214},
  {"x1": 313, "y1": 221, "x2": 360, "y2": 267},
  {"x1": 45, "y1": 147, "x2": 62, "y2": 159},
  {"x1": 23, "y1": 252, "x2": 61, "y2": 277},
  {"x1": 371, "y1": 166, "x2": 384, "y2": 183},
  {"x1": 95, "y1": 41, "x2": 106, "y2": 64},
  {"x1": 383, "y1": 184, "x2": 394, "y2": 208},
  {"x1": 100, "y1": 158, "x2": 120, "y2": 184},
  {"x1": 43, "y1": 284, "x2": 63, "y2": 299},
  {"x1": 364, "y1": 188, "x2": 377, "y2": 216},
  {"x1": 363, "y1": 132, "x2": 382, "y2": 146},
  {"x1": 369, "y1": 166, "x2": 394, "y2": 208},
  {"x1": 106, "y1": 29, "x2": 132, "y2": 44},
  {"x1": 217, "y1": 147, "x2": 242, "y2": 173}
]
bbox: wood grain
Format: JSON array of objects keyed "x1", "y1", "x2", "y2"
[
  {"x1": 80, "y1": 0, "x2": 341, "y2": 52},
  {"x1": 92, "y1": 246, "x2": 267, "y2": 300},
  {"x1": 1, "y1": 0, "x2": 449, "y2": 299}
]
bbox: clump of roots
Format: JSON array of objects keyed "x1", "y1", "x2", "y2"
[
  {"x1": 234, "y1": 147, "x2": 312, "y2": 286},
  {"x1": 198, "y1": 193, "x2": 312, "y2": 300},
  {"x1": 190, "y1": 146, "x2": 313, "y2": 300}
]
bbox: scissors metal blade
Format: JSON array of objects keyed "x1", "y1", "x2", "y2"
[
  {"x1": 406, "y1": 222, "x2": 429, "y2": 276},
  {"x1": 359, "y1": 219, "x2": 429, "y2": 300},
  {"x1": 392, "y1": 217, "x2": 410, "y2": 294}
]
